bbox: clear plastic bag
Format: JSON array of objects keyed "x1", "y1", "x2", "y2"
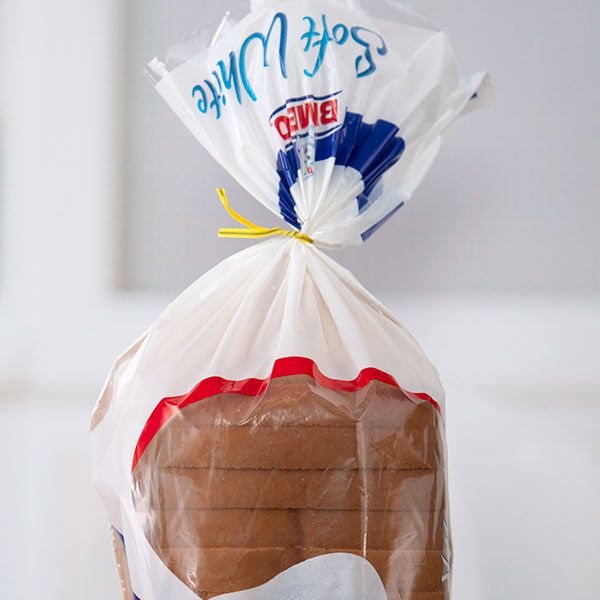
[
  {"x1": 91, "y1": 2, "x2": 490, "y2": 599},
  {"x1": 132, "y1": 373, "x2": 450, "y2": 598}
]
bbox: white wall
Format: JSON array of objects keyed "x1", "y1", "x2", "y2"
[{"x1": 0, "y1": 2, "x2": 599, "y2": 600}]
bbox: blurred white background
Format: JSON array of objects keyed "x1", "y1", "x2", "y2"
[{"x1": 0, "y1": 1, "x2": 599, "y2": 599}]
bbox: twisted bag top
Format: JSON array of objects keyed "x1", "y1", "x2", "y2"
[{"x1": 149, "y1": 0, "x2": 491, "y2": 248}]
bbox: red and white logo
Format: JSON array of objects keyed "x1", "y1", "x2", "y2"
[{"x1": 269, "y1": 93, "x2": 341, "y2": 143}]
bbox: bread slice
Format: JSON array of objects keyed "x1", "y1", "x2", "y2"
[
  {"x1": 139, "y1": 467, "x2": 445, "y2": 511},
  {"x1": 145, "y1": 508, "x2": 447, "y2": 551},
  {"x1": 132, "y1": 376, "x2": 449, "y2": 598},
  {"x1": 153, "y1": 424, "x2": 439, "y2": 470}
]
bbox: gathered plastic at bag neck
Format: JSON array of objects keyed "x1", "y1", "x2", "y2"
[{"x1": 90, "y1": 2, "x2": 490, "y2": 600}]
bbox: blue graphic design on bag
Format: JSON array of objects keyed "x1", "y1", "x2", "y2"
[
  {"x1": 239, "y1": 13, "x2": 289, "y2": 102},
  {"x1": 272, "y1": 94, "x2": 405, "y2": 234},
  {"x1": 189, "y1": 12, "x2": 387, "y2": 119},
  {"x1": 442, "y1": 518, "x2": 451, "y2": 583},
  {"x1": 114, "y1": 527, "x2": 126, "y2": 549},
  {"x1": 301, "y1": 15, "x2": 387, "y2": 78},
  {"x1": 114, "y1": 527, "x2": 143, "y2": 600},
  {"x1": 192, "y1": 13, "x2": 288, "y2": 119}
]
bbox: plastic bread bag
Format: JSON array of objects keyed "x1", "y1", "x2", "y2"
[{"x1": 90, "y1": 1, "x2": 491, "y2": 599}]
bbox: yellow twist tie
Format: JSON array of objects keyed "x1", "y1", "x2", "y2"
[{"x1": 217, "y1": 188, "x2": 313, "y2": 244}]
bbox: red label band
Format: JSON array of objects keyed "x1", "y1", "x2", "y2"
[{"x1": 131, "y1": 356, "x2": 441, "y2": 472}]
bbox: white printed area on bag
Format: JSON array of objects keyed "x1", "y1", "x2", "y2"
[
  {"x1": 212, "y1": 553, "x2": 388, "y2": 600},
  {"x1": 153, "y1": 6, "x2": 489, "y2": 247}
]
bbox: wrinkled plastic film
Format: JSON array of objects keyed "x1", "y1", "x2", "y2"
[
  {"x1": 132, "y1": 375, "x2": 451, "y2": 598},
  {"x1": 146, "y1": 1, "x2": 491, "y2": 248},
  {"x1": 91, "y1": 1, "x2": 489, "y2": 599},
  {"x1": 111, "y1": 528, "x2": 134, "y2": 600},
  {"x1": 146, "y1": 0, "x2": 440, "y2": 82}
]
